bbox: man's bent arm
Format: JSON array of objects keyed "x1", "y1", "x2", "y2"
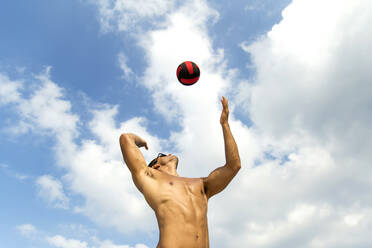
[
  {"x1": 119, "y1": 133, "x2": 148, "y2": 175},
  {"x1": 222, "y1": 122, "x2": 241, "y2": 171},
  {"x1": 203, "y1": 97, "x2": 241, "y2": 199}
]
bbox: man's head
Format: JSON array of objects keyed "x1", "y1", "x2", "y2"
[{"x1": 148, "y1": 153, "x2": 179, "y2": 174}]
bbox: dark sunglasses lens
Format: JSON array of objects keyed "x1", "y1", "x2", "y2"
[
  {"x1": 148, "y1": 159, "x2": 157, "y2": 167},
  {"x1": 148, "y1": 153, "x2": 167, "y2": 167}
]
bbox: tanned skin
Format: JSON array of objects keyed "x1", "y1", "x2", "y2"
[{"x1": 119, "y1": 96, "x2": 241, "y2": 248}]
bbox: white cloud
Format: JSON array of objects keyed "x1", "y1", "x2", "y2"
[
  {"x1": 47, "y1": 235, "x2": 88, "y2": 248},
  {"x1": 95, "y1": 239, "x2": 149, "y2": 248},
  {"x1": 2, "y1": 69, "x2": 78, "y2": 175},
  {"x1": 0, "y1": 73, "x2": 23, "y2": 105},
  {"x1": 46, "y1": 234, "x2": 149, "y2": 248},
  {"x1": 241, "y1": 0, "x2": 372, "y2": 152},
  {"x1": 46, "y1": 235, "x2": 149, "y2": 248},
  {"x1": 233, "y1": 0, "x2": 372, "y2": 247},
  {"x1": 17, "y1": 67, "x2": 79, "y2": 135},
  {"x1": 17, "y1": 223, "x2": 148, "y2": 248},
  {"x1": 118, "y1": 53, "x2": 133, "y2": 78},
  {"x1": 15, "y1": 173, "x2": 29, "y2": 180},
  {"x1": 36, "y1": 175, "x2": 70, "y2": 209},
  {"x1": 56, "y1": 223, "x2": 98, "y2": 241},
  {"x1": 344, "y1": 213, "x2": 364, "y2": 227},
  {"x1": 4, "y1": 67, "x2": 80, "y2": 167},
  {"x1": 17, "y1": 224, "x2": 37, "y2": 238},
  {"x1": 93, "y1": 0, "x2": 175, "y2": 32}
]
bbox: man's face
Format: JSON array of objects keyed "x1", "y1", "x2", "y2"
[{"x1": 153, "y1": 154, "x2": 178, "y2": 170}]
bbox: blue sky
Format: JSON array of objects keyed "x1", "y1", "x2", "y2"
[{"x1": 1, "y1": 0, "x2": 372, "y2": 248}]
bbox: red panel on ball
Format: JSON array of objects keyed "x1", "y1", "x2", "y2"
[{"x1": 185, "y1": 61, "x2": 194, "y2": 74}]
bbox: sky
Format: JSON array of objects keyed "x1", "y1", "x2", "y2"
[{"x1": 1, "y1": 0, "x2": 372, "y2": 247}]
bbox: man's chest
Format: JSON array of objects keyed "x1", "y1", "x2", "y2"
[{"x1": 143, "y1": 176, "x2": 208, "y2": 214}]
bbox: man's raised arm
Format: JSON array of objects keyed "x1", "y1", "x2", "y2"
[
  {"x1": 119, "y1": 133, "x2": 148, "y2": 175},
  {"x1": 203, "y1": 96, "x2": 241, "y2": 199}
]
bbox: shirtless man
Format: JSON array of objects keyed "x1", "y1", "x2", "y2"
[{"x1": 119, "y1": 96, "x2": 241, "y2": 248}]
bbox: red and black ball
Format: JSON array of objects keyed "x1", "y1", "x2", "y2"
[{"x1": 176, "y1": 61, "x2": 200, "y2": 86}]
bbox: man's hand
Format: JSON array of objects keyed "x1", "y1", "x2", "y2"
[
  {"x1": 220, "y1": 96, "x2": 229, "y2": 125},
  {"x1": 133, "y1": 135, "x2": 148, "y2": 150}
]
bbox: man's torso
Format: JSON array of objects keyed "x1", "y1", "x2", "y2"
[{"x1": 134, "y1": 168, "x2": 209, "y2": 248}]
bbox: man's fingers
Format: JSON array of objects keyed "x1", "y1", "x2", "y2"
[{"x1": 221, "y1": 96, "x2": 229, "y2": 109}]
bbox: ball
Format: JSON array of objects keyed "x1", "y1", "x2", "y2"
[{"x1": 176, "y1": 61, "x2": 200, "y2": 86}]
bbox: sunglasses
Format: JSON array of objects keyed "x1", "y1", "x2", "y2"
[{"x1": 148, "y1": 153, "x2": 167, "y2": 167}]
